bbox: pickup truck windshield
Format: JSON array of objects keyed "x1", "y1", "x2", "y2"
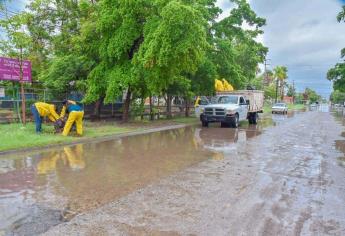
[{"x1": 217, "y1": 96, "x2": 238, "y2": 104}]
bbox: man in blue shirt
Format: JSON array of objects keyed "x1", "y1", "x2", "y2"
[{"x1": 60, "y1": 100, "x2": 84, "y2": 136}]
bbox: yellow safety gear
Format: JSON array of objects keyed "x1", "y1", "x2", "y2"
[
  {"x1": 34, "y1": 102, "x2": 60, "y2": 122},
  {"x1": 62, "y1": 111, "x2": 84, "y2": 136},
  {"x1": 194, "y1": 96, "x2": 201, "y2": 107},
  {"x1": 215, "y1": 79, "x2": 225, "y2": 92},
  {"x1": 222, "y1": 79, "x2": 234, "y2": 91},
  {"x1": 60, "y1": 100, "x2": 77, "y2": 118}
]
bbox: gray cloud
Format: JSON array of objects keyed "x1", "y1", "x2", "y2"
[
  {"x1": 218, "y1": 0, "x2": 345, "y2": 97},
  {"x1": 6, "y1": 0, "x2": 345, "y2": 97}
]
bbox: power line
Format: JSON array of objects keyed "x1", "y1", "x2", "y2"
[{"x1": 271, "y1": 64, "x2": 341, "y2": 68}]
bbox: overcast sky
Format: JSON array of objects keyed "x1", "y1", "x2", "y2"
[
  {"x1": 4, "y1": 0, "x2": 345, "y2": 98},
  {"x1": 217, "y1": 0, "x2": 345, "y2": 98}
]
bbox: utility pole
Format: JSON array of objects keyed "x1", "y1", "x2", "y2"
[
  {"x1": 292, "y1": 80, "x2": 295, "y2": 104},
  {"x1": 275, "y1": 78, "x2": 279, "y2": 103},
  {"x1": 19, "y1": 46, "x2": 26, "y2": 125}
]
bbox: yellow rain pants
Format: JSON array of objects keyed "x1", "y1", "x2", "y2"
[{"x1": 62, "y1": 111, "x2": 84, "y2": 136}]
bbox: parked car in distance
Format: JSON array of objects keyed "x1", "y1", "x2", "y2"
[{"x1": 272, "y1": 103, "x2": 288, "y2": 114}]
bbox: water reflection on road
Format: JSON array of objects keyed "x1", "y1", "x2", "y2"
[
  {"x1": 0, "y1": 112, "x2": 291, "y2": 235},
  {"x1": 332, "y1": 106, "x2": 345, "y2": 169}
]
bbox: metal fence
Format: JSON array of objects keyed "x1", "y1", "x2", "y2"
[
  {"x1": 0, "y1": 86, "x2": 196, "y2": 123},
  {"x1": 0, "y1": 86, "x2": 123, "y2": 123}
]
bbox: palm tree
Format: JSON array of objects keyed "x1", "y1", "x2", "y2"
[
  {"x1": 273, "y1": 66, "x2": 288, "y2": 100},
  {"x1": 337, "y1": 6, "x2": 345, "y2": 22}
]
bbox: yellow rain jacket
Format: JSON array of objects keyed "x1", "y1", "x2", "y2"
[
  {"x1": 223, "y1": 79, "x2": 234, "y2": 91},
  {"x1": 215, "y1": 79, "x2": 225, "y2": 92},
  {"x1": 34, "y1": 102, "x2": 60, "y2": 122}
]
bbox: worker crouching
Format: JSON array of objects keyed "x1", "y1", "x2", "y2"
[
  {"x1": 31, "y1": 102, "x2": 60, "y2": 133},
  {"x1": 61, "y1": 100, "x2": 84, "y2": 136}
]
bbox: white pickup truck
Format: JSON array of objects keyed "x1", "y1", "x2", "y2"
[{"x1": 198, "y1": 90, "x2": 264, "y2": 128}]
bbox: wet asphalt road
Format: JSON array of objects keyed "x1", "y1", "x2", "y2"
[
  {"x1": 1, "y1": 108, "x2": 345, "y2": 235},
  {"x1": 43, "y1": 109, "x2": 345, "y2": 236}
]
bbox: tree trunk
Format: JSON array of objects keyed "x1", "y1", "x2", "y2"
[
  {"x1": 93, "y1": 96, "x2": 104, "y2": 119},
  {"x1": 157, "y1": 97, "x2": 160, "y2": 120},
  {"x1": 281, "y1": 82, "x2": 285, "y2": 100},
  {"x1": 184, "y1": 97, "x2": 190, "y2": 117},
  {"x1": 149, "y1": 96, "x2": 154, "y2": 121},
  {"x1": 122, "y1": 88, "x2": 131, "y2": 122},
  {"x1": 140, "y1": 97, "x2": 145, "y2": 121},
  {"x1": 166, "y1": 95, "x2": 172, "y2": 119}
]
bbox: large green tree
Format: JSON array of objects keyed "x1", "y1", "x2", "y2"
[
  {"x1": 83, "y1": 0, "x2": 209, "y2": 121},
  {"x1": 330, "y1": 90, "x2": 345, "y2": 104},
  {"x1": 211, "y1": 0, "x2": 267, "y2": 89},
  {"x1": 1, "y1": 0, "x2": 268, "y2": 122},
  {"x1": 305, "y1": 88, "x2": 321, "y2": 104},
  {"x1": 328, "y1": 5, "x2": 345, "y2": 92}
]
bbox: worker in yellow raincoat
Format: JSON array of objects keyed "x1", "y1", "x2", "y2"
[
  {"x1": 31, "y1": 102, "x2": 60, "y2": 133},
  {"x1": 215, "y1": 79, "x2": 225, "y2": 92},
  {"x1": 61, "y1": 100, "x2": 84, "y2": 136},
  {"x1": 222, "y1": 79, "x2": 234, "y2": 91},
  {"x1": 194, "y1": 96, "x2": 201, "y2": 108}
]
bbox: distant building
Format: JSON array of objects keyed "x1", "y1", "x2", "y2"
[{"x1": 283, "y1": 96, "x2": 294, "y2": 104}]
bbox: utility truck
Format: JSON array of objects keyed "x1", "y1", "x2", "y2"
[{"x1": 199, "y1": 90, "x2": 264, "y2": 128}]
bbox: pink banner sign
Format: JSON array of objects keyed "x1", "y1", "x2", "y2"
[{"x1": 0, "y1": 57, "x2": 32, "y2": 82}]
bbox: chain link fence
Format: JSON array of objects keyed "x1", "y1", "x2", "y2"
[
  {"x1": 0, "y1": 85, "x2": 123, "y2": 123},
  {"x1": 0, "y1": 85, "x2": 197, "y2": 124}
]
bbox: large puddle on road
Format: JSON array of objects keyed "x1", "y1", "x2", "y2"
[{"x1": 0, "y1": 113, "x2": 288, "y2": 235}]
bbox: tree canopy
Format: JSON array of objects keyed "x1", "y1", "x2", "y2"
[
  {"x1": 0, "y1": 0, "x2": 268, "y2": 121},
  {"x1": 304, "y1": 88, "x2": 321, "y2": 103},
  {"x1": 328, "y1": 5, "x2": 345, "y2": 93},
  {"x1": 330, "y1": 90, "x2": 345, "y2": 104}
]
